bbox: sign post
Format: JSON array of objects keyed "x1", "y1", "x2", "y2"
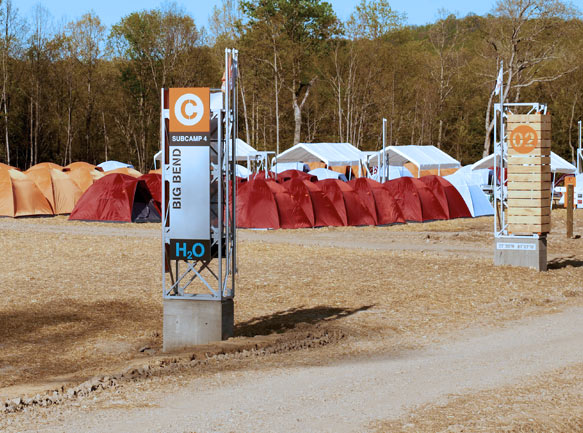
[
  {"x1": 161, "y1": 49, "x2": 239, "y2": 351},
  {"x1": 493, "y1": 103, "x2": 550, "y2": 271}
]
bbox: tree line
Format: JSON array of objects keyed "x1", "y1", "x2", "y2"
[{"x1": 0, "y1": 0, "x2": 581, "y2": 172}]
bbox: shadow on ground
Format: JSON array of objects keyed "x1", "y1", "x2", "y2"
[
  {"x1": 0, "y1": 300, "x2": 160, "y2": 388},
  {"x1": 548, "y1": 256, "x2": 583, "y2": 270},
  {"x1": 235, "y1": 305, "x2": 373, "y2": 337}
]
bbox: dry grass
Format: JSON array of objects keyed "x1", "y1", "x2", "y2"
[
  {"x1": 0, "y1": 211, "x2": 582, "y2": 398},
  {"x1": 374, "y1": 363, "x2": 583, "y2": 433}
]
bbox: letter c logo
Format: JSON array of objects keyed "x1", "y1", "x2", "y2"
[{"x1": 175, "y1": 93, "x2": 204, "y2": 126}]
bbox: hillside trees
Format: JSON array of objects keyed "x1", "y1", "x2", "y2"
[
  {"x1": 108, "y1": 5, "x2": 213, "y2": 171},
  {"x1": 480, "y1": 0, "x2": 578, "y2": 156},
  {"x1": 0, "y1": 1, "x2": 582, "y2": 170},
  {"x1": 240, "y1": 0, "x2": 339, "y2": 147}
]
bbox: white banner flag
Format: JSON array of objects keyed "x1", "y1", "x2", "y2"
[{"x1": 494, "y1": 66, "x2": 503, "y2": 96}]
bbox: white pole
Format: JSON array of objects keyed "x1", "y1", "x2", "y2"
[
  {"x1": 578, "y1": 120, "x2": 581, "y2": 174},
  {"x1": 382, "y1": 118, "x2": 387, "y2": 182},
  {"x1": 498, "y1": 60, "x2": 504, "y2": 234}
]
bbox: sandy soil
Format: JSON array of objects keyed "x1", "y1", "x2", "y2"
[
  {"x1": 5, "y1": 307, "x2": 583, "y2": 433},
  {"x1": 0, "y1": 211, "x2": 582, "y2": 431}
]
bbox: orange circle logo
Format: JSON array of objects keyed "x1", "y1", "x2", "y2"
[{"x1": 509, "y1": 125, "x2": 538, "y2": 154}]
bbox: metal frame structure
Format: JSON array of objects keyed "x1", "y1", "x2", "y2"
[
  {"x1": 578, "y1": 120, "x2": 582, "y2": 174},
  {"x1": 380, "y1": 118, "x2": 388, "y2": 182},
  {"x1": 161, "y1": 48, "x2": 239, "y2": 301},
  {"x1": 493, "y1": 100, "x2": 547, "y2": 239}
]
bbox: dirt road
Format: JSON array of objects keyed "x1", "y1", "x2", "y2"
[{"x1": 18, "y1": 306, "x2": 583, "y2": 433}]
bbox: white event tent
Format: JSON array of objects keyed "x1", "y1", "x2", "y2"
[
  {"x1": 445, "y1": 166, "x2": 494, "y2": 217},
  {"x1": 471, "y1": 151, "x2": 576, "y2": 174},
  {"x1": 308, "y1": 167, "x2": 344, "y2": 180},
  {"x1": 368, "y1": 145, "x2": 461, "y2": 177},
  {"x1": 275, "y1": 142, "x2": 367, "y2": 177}
]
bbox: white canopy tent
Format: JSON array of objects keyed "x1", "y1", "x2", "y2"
[
  {"x1": 368, "y1": 145, "x2": 461, "y2": 177},
  {"x1": 235, "y1": 164, "x2": 250, "y2": 178},
  {"x1": 275, "y1": 143, "x2": 366, "y2": 175},
  {"x1": 471, "y1": 152, "x2": 576, "y2": 174},
  {"x1": 234, "y1": 139, "x2": 274, "y2": 175},
  {"x1": 271, "y1": 162, "x2": 309, "y2": 173},
  {"x1": 234, "y1": 138, "x2": 259, "y2": 161},
  {"x1": 446, "y1": 164, "x2": 490, "y2": 187},
  {"x1": 370, "y1": 166, "x2": 413, "y2": 182},
  {"x1": 308, "y1": 167, "x2": 344, "y2": 181}
]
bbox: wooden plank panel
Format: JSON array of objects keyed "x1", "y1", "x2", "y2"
[
  {"x1": 507, "y1": 147, "x2": 551, "y2": 157},
  {"x1": 507, "y1": 142, "x2": 551, "y2": 154},
  {"x1": 507, "y1": 173, "x2": 552, "y2": 182},
  {"x1": 507, "y1": 156, "x2": 550, "y2": 165},
  {"x1": 508, "y1": 198, "x2": 551, "y2": 208},
  {"x1": 507, "y1": 190, "x2": 551, "y2": 199},
  {"x1": 508, "y1": 208, "x2": 551, "y2": 217},
  {"x1": 507, "y1": 124, "x2": 551, "y2": 132},
  {"x1": 507, "y1": 139, "x2": 551, "y2": 148},
  {"x1": 508, "y1": 223, "x2": 551, "y2": 234},
  {"x1": 507, "y1": 165, "x2": 548, "y2": 174},
  {"x1": 507, "y1": 114, "x2": 551, "y2": 123},
  {"x1": 505, "y1": 129, "x2": 552, "y2": 140},
  {"x1": 507, "y1": 214, "x2": 551, "y2": 224},
  {"x1": 507, "y1": 181, "x2": 552, "y2": 190}
]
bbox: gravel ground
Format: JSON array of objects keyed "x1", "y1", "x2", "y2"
[
  {"x1": 0, "y1": 212, "x2": 582, "y2": 432},
  {"x1": 5, "y1": 306, "x2": 583, "y2": 433}
]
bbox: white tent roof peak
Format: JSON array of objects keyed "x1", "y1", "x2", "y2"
[
  {"x1": 368, "y1": 145, "x2": 461, "y2": 172},
  {"x1": 276, "y1": 142, "x2": 364, "y2": 167},
  {"x1": 472, "y1": 152, "x2": 576, "y2": 174},
  {"x1": 235, "y1": 138, "x2": 258, "y2": 159}
]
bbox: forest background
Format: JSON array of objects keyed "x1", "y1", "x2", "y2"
[{"x1": 0, "y1": 0, "x2": 581, "y2": 172}]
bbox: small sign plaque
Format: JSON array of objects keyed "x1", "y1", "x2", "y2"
[{"x1": 496, "y1": 242, "x2": 537, "y2": 251}]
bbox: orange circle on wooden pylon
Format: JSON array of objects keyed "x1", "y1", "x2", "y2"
[{"x1": 509, "y1": 125, "x2": 538, "y2": 154}]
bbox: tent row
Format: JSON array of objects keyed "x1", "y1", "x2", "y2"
[
  {"x1": 0, "y1": 161, "x2": 149, "y2": 218},
  {"x1": 236, "y1": 174, "x2": 473, "y2": 229}
]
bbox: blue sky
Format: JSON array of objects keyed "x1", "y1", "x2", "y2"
[{"x1": 13, "y1": 0, "x2": 583, "y2": 30}]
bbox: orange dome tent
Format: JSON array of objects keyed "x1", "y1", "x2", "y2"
[
  {"x1": 29, "y1": 162, "x2": 63, "y2": 171},
  {"x1": 25, "y1": 165, "x2": 83, "y2": 214},
  {"x1": 65, "y1": 161, "x2": 97, "y2": 171},
  {"x1": 0, "y1": 162, "x2": 17, "y2": 170},
  {"x1": 0, "y1": 168, "x2": 53, "y2": 217},
  {"x1": 63, "y1": 163, "x2": 105, "y2": 192}
]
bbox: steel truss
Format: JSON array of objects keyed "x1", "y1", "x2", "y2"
[
  {"x1": 161, "y1": 48, "x2": 239, "y2": 301},
  {"x1": 493, "y1": 101, "x2": 547, "y2": 239}
]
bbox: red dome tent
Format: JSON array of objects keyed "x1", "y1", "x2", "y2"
[
  {"x1": 236, "y1": 178, "x2": 313, "y2": 229},
  {"x1": 275, "y1": 169, "x2": 317, "y2": 183},
  {"x1": 69, "y1": 174, "x2": 160, "y2": 222},
  {"x1": 383, "y1": 177, "x2": 423, "y2": 222},
  {"x1": 419, "y1": 175, "x2": 471, "y2": 219},
  {"x1": 283, "y1": 178, "x2": 346, "y2": 227},
  {"x1": 268, "y1": 180, "x2": 312, "y2": 229},
  {"x1": 348, "y1": 178, "x2": 378, "y2": 225},
  {"x1": 249, "y1": 171, "x2": 275, "y2": 181},
  {"x1": 236, "y1": 179, "x2": 280, "y2": 229},
  {"x1": 410, "y1": 178, "x2": 448, "y2": 221},
  {"x1": 138, "y1": 173, "x2": 161, "y2": 212},
  {"x1": 318, "y1": 179, "x2": 375, "y2": 226},
  {"x1": 301, "y1": 180, "x2": 346, "y2": 227},
  {"x1": 349, "y1": 178, "x2": 405, "y2": 225},
  {"x1": 282, "y1": 178, "x2": 315, "y2": 227}
]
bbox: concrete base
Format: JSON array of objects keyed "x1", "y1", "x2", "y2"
[
  {"x1": 494, "y1": 236, "x2": 547, "y2": 271},
  {"x1": 163, "y1": 298, "x2": 234, "y2": 352}
]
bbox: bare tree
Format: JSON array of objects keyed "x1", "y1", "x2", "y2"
[
  {"x1": 67, "y1": 13, "x2": 105, "y2": 162},
  {"x1": 482, "y1": 0, "x2": 578, "y2": 156},
  {"x1": 0, "y1": 0, "x2": 23, "y2": 165},
  {"x1": 428, "y1": 11, "x2": 461, "y2": 149}
]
